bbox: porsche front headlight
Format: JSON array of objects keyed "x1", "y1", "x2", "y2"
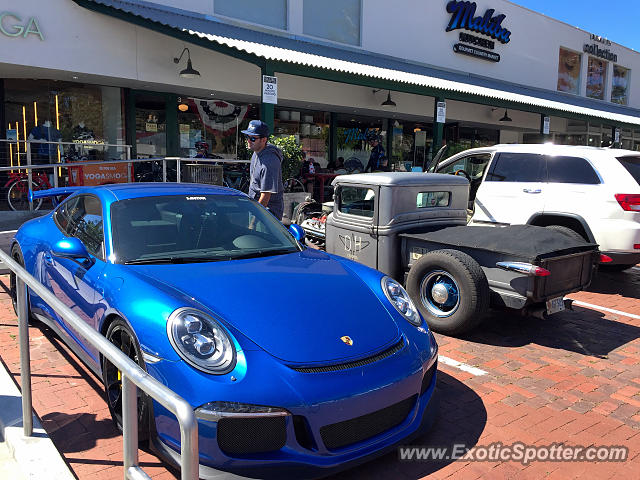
[
  {"x1": 382, "y1": 277, "x2": 421, "y2": 326},
  {"x1": 167, "y1": 308, "x2": 236, "y2": 374}
]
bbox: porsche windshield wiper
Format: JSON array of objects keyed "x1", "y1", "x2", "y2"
[
  {"x1": 230, "y1": 248, "x2": 298, "y2": 260},
  {"x1": 124, "y1": 256, "x2": 224, "y2": 265}
]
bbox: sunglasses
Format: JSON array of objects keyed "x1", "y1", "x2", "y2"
[{"x1": 246, "y1": 136, "x2": 262, "y2": 142}]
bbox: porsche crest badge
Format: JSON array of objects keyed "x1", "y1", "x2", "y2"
[{"x1": 340, "y1": 335, "x2": 354, "y2": 346}]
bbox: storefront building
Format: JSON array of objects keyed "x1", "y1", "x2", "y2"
[{"x1": 2, "y1": 0, "x2": 640, "y2": 187}]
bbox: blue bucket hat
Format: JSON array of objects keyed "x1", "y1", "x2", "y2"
[{"x1": 241, "y1": 120, "x2": 270, "y2": 137}]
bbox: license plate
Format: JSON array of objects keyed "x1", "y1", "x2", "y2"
[{"x1": 546, "y1": 297, "x2": 565, "y2": 315}]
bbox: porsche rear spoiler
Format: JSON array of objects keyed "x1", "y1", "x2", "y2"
[{"x1": 29, "y1": 187, "x2": 88, "y2": 205}]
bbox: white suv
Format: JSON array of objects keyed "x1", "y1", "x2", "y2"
[{"x1": 434, "y1": 144, "x2": 640, "y2": 270}]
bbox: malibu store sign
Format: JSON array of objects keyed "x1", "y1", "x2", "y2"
[
  {"x1": 0, "y1": 12, "x2": 44, "y2": 40},
  {"x1": 445, "y1": 0, "x2": 511, "y2": 63}
]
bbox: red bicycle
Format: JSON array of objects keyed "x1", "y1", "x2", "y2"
[{"x1": 4, "y1": 171, "x2": 52, "y2": 211}]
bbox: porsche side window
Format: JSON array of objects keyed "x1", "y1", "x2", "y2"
[
  {"x1": 66, "y1": 195, "x2": 104, "y2": 259},
  {"x1": 54, "y1": 196, "x2": 83, "y2": 233},
  {"x1": 338, "y1": 187, "x2": 375, "y2": 218}
]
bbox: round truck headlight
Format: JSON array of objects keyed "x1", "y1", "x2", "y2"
[
  {"x1": 382, "y1": 277, "x2": 422, "y2": 326},
  {"x1": 167, "y1": 308, "x2": 236, "y2": 374}
]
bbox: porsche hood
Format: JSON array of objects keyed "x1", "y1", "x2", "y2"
[{"x1": 132, "y1": 250, "x2": 401, "y2": 365}]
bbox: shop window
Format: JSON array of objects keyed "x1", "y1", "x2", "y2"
[
  {"x1": 273, "y1": 108, "x2": 329, "y2": 166},
  {"x1": 486, "y1": 153, "x2": 546, "y2": 182},
  {"x1": 612, "y1": 65, "x2": 630, "y2": 105},
  {"x1": 391, "y1": 121, "x2": 433, "y2": 172},
  {"x1": 336, "y1": 114, "x2": 387, "y2": 173},
  {"x1": 215, "y1": 0, "x2": 287, "y2": 30},
  {"x1": 3, "y1": 79, "x2": 125, "y2": 170},
  {"x1": 557, "y1": 48, "x2": 581, "y2": 95},
  {"x1": 176, "y1": 97, "x2": 258, "y2": 159},
  {"x1": 547, "y1": 156, "x2": 600, "y2": 184},
  {"x1": 303, "y1": 0, "x2": 361, "y2": 46},
  {"x1": 586, "y1": 57, "x2": 607, "y2": 100},
  {"x1": 443, "y1": 124, "x2": 499, "y2": 159}
]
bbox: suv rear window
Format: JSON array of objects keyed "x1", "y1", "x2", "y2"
[
  {"x1": 547, "y1": 156, "x2": 600, "y2": 184},
  {"x1": 486, "y1": 153, "x2": 546, "y2": 182},
  {"x1": 617, "y1": 156, "x2": 640, "y2": 185}
]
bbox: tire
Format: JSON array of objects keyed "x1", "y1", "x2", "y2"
[
  {"x1": 7, "y1": 179, "x2": 44, "y2": 211},
  {"x1": 546, "y1": 225, "x2": 586, "y2": 242},
  {"x1": 9, "y1": 244, "x2": 31, "y2": 321},
  {"x1": 102, "y1": 319, "x2": 150, "y2": 441},
  {"x1": 406, "y1": 249, "x2": 489, "y2": 336}
]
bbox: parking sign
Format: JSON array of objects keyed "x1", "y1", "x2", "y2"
[{"x1": 262, "y1": 75, "x2": 277, "y2": 104}]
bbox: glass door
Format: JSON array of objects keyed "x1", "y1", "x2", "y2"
[{"x1": 134, "y1": 93, "x2": 167, "y2": 158}]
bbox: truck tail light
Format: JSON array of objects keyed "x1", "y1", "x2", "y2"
[
  {"x1": 496, "y1": 262, "x2": 550, "y2": 276},
  {"x1": 615, "y1": 194, "x2": 640, "y2": 212},
  {"x1": 599, "y1": 254, "x2": 613, "y2": 263}
]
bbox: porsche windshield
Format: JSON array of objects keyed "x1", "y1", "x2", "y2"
[{"x1": 110, "y1": 194, "x2": 300, "y2": 264}]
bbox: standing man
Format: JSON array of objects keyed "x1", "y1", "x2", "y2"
[
  {"x1": 364, "y1": 133, "x2": 386, "y2": 172},
  {"x1": 242, "y1": 120, "x2": 285, "y2": 220}
]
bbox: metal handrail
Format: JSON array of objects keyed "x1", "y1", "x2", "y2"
[{"x1": 0, "y1": 249, "x2": 199, "y2": 480}]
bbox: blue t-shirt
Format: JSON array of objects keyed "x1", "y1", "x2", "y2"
[{"x1": 248, "y1": 144, "x2": 284, "y2": 220}]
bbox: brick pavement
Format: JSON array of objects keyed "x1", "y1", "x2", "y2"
[{"x1": 0, "y1": 268, "x2": 639, "y2": 480}]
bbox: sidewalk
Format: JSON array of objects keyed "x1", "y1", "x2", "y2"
[
  {"x1": 0, "y1": 358, "x2": 75, "y2": 480},
  {"x1": 0, "y1": 210, "x2": 75, "y2": 479}
]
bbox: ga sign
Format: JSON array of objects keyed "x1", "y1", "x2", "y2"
[{"x1": 0, "y1": 12, "x2": 44, "y2": 40}]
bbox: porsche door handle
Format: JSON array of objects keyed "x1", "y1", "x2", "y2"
[{"x1": 523, "y1": 188, "x2": 542, "y2": 194}]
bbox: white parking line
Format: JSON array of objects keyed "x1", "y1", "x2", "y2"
[
  {"x1": 0, "y1": 230, "x2": 17, "y2": 235},
  {"x1": 438, "y1": 355, "x2": 487, "y2": 376},
  {"x1": 570, "y1": 300, "x2": 640, "y2": 320}
]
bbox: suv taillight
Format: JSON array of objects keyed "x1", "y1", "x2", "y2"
[{"x1": 615, "y1": 194, "x2": 640, "y2": 212}]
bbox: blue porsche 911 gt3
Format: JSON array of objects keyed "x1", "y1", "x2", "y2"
[{"x1": 10, "y1": 183, "x2": 438, "y2": 479}]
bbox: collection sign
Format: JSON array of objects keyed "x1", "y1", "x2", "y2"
[
  {"x1": 583, "y1": 43, "x2": 618, "y2": 62},
  {"x1": 0, "y1": 12, "x2": 43, "y2": 40},
  {"x1": 445, "y1": 1, "x2": 510, "y2": 63}
]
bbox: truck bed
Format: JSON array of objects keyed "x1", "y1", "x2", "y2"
[{"x1": 400, "y1": 225, "x2": 598, "y2": 307}]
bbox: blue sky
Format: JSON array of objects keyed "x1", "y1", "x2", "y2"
[{"x1": 513, "y1": 0, "x2": 640, "y2": 51}]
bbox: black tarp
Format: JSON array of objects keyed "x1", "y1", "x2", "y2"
[{"x1": 401, "y1": 225, "x2": 598, "y2": 262}]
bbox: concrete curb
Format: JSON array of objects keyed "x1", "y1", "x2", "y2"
[{"x1": 0, "y1": 361, "x2": 75, "y2": 480}]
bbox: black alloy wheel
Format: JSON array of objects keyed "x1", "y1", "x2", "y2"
[{"x1": 102, "y1": 319, "x2": 149, "y2": 441}]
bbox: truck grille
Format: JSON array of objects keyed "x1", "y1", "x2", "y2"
[
  {"x1": 320, "y1": 395, "x2": 416, "y2": 451},
  {"x1": 537, "y1": 251, "x2": 594, "y2": 299}
]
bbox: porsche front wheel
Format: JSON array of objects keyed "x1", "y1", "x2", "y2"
[{"x1": 102, "y1": 319, "x2": 150, "y2": 441}]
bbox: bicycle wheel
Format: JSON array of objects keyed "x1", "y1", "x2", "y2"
[
  {"x1": 284, "y1": 177, "x2": 307, "y2": 193},
  {"x1": 7, "y1": 179, "x2": 44, "y2": 211}
]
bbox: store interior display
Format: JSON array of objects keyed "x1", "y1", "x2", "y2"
[
  {"x1": 177, "y1": 97, "x2": 257, "y2": 159},
  {"x1": 274, "y1": 108, "x2": 329, "y2": 166}
]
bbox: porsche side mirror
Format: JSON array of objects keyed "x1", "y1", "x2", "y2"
[
  {"x1": 288, "y1": 224, "x2": 305, "y2": 243},
  {"x1": 52, "y1": 237, "x2": 94, "y2": 266}
]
